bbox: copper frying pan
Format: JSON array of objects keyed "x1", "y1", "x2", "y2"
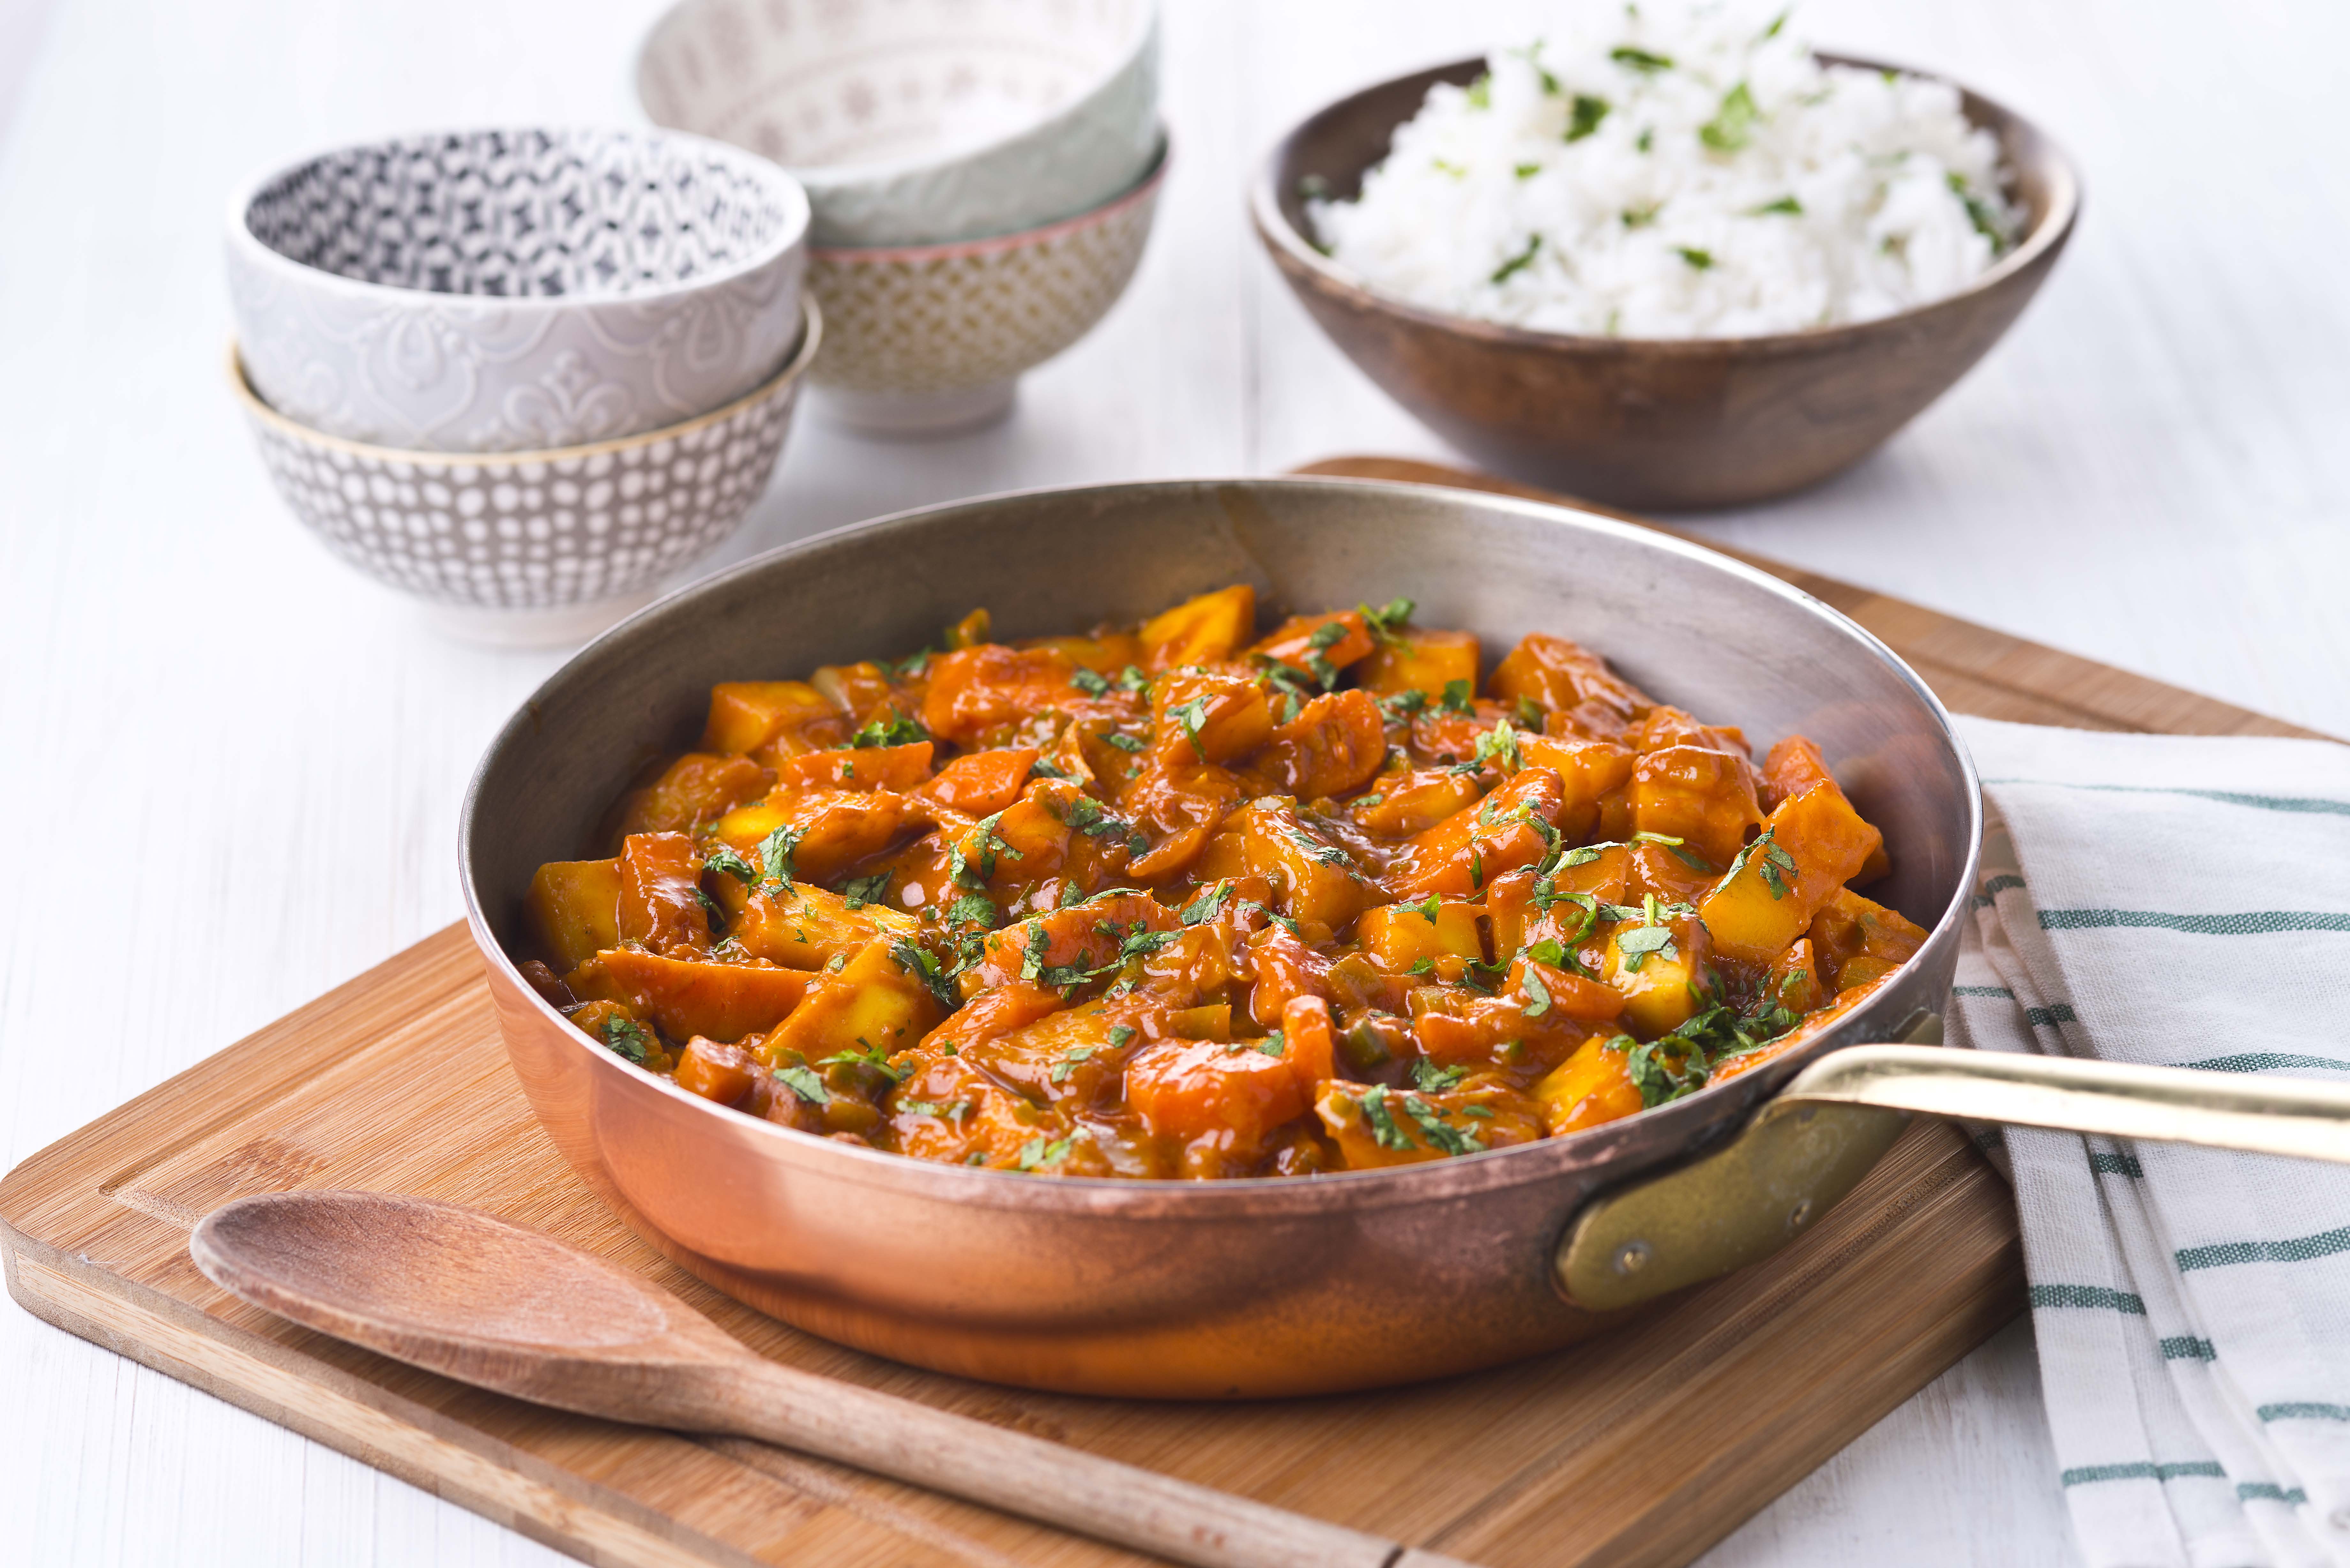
[{"x1": 459, "y1": 479, "x2": 2350, "y2": 1398}]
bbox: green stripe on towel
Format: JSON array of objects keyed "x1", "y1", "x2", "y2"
[
  {"x1": 2179, "y1": 1052, "x2": 2350, "y2": 1075},
  {"x1": 1982, "y1": 874, "x2": 2027, "y2": 897},
  {"x1": 1981, "y1": 780, "x2": 2350, "y2": 817},
  {"x1": 2030, "y1": 1284, "x2": 2146, "y2": 1313},
  {"x1": 1952, "y1": 984, "x2": 2014, "y2": 998},
  {"x1": 2159, "y1": 1336, "x2": 2215, "y2": 1361},
  {"x1": 2257, "y1": 1403, "x2": 2350, "y2": 1423},
  {"x1": 2176, "y1": 1225, "x2": 2350, "y2": 1272},
  {"x1": 2025, "y1": 1004, "x2": 2077, "y2": 1028},
  {"x1": 2089, "y1": 1151, "x2": 2143, "y2": 1178},
  {"x1": 2237, "y1": 1482, "x2": 2309, "y2": 1504},
  {"x1": 2060, "y1": 1462, "x2": 2227, "y2": 1486},
  {"x1": 2040, "y1": 909, "x2": 2350, "y2": 935}
]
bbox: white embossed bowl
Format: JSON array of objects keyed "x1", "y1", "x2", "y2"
[
  {"x1": 226, "y1": 127, "x2": 810, "y2": 454},
  {"x1": 636, "y1": 0, "x2": 1157, "y2": 248},
  {"x1": 229, "y1": 302, "x2": 821, "y2": 647},
  {"x1": 805, "y1": 134, "x2": 1165, "y2": 436}
]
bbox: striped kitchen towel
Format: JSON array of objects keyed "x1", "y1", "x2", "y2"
[{"x1": 1943, "y1": 715, "x2": 2350, "y2": 1568}]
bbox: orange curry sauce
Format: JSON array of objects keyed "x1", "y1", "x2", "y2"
[{"x1": 522, "y1": 585, "x2": 1925, "y2": 1179}]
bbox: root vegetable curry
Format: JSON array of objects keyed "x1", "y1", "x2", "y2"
[{"x1": 521, "y1": 586, "x2": 1924, "y2": 1179}]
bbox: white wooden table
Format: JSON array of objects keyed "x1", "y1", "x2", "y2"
[{"x1": 4, "y1": 0, "x2": 2346, "y2": 1562}]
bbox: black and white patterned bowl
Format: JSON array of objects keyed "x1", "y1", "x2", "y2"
[
  {"x1": 227, "y1": 127, "x2": 810, "y2": 454},
  {"x1": 230, "y1": 302, "x2": 821, "y2": 646}
]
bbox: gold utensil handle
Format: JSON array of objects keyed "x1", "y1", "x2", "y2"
[{"x1": 1785, "y1": 1044, "x2": 2350, "y2": 1164}]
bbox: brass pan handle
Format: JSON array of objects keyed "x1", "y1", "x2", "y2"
[
  {"x1": 1782, "y1": 1044, "x2": 2350, "y2": 1165},
  {"x1": 1558, "y1": 1013, "x2": 2350, "y2": 1311}
]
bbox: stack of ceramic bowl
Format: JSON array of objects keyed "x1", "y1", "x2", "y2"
[
  {"x1": 226, "y1": 127, "x2": 819, "y2": 645},
  {"x1": 636, "y1": 0, "x2": 1164, "y2": 437}
]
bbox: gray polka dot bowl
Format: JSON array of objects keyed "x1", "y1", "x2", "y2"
[
  {"x1": 226, "y1": 127, "x2": 810, "y2": 454},
  {"x1": 230, "y1": 301, "x2": 820, "y2": 647}
]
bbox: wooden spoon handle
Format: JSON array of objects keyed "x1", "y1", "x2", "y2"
[{"x1": 687, "y1": 1356, "x2": 1472, "y2": 1568}]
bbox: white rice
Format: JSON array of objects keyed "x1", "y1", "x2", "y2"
[{"x1": 1307, "y1": 3, "x2": 2021, "y2": 339}]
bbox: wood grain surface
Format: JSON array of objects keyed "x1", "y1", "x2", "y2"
[
  {"x1": 6, "y1": 456, "x2": 2329, "y2": 1568},
  {"x1": 0, "y1": 924, "x2": 2026, "y2": 1568},
  {"x1": 8, "y1": 0, "x2": 2350, "y2": 1564}
]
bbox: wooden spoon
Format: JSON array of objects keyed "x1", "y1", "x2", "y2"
[{"x1": 190, "y1": 1190, "x2": 1470, "y2": 1568}]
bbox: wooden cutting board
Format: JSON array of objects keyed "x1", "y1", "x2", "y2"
[{"x1": 0, "y1": 459, "x2": 2322, "y2": 1568}]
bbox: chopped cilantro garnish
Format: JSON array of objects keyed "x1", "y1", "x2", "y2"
[
  {"x1": 1491, "y1": 233, "x2": 1542, "y2": 284},
  {"x1": 1565, "y1": 93, "x2": 1610, "y2": 142},
  {"x1": 1361, "y1": 1085, "x2": 1412, "y2": 1150},
  {"x1": 1104, "y1": 730, "x2": 1145, "y2": 753},
  {"x1": 1413, "y1": 1058, "x2": 1468, "y2": 1092},
  {"x1": 1181, "y1": 883, "x2": 1232, "y2": 926},
  {"x1": 1440, "y1": 679, "x2": 1474, "y2": 715},
  {"x1": 1611, "y1": 45, "x2": 1673, "y2": 72},
  {"x1": 757, "y1": 825, "x2": 801, "y2": 894},
  {"x1": 1049, "y1": 1047, "x2": 1095, "y2": 1084},
  {"x1": 838, "y1": 871, "x2": 891, "y2": 908},
  {"x1": 1380, "y1": 688, "x2": 1429, "y2": 721},
  {"x1": 600, "y1": 1014, "x2": 651, "y2": 1065},
  {"x1": 851, "y1": 710, "x2": 929, "y2": 748},
  {"x1": 1306, "y1": 620, "x2": 1347, "y2": 652},
  {"x1": 1617, "y1": 923, "x2": 1678, "y2": 972},
  {"x1": 1401, "y1": 1092, "x2": 1483, "y2": 1155},
  {"x1": 776, "y1": 1064, "x2": 830, "y2": 1104},
  {"x1": 1466, "y1": 72, "x2": 1492, "y2": 109},
  {"x1": 1070, "y1": 667, "x2": 1111, "y2": 697},
  {"x1": 1016, "y1": 1135, "x2": 1074, "y2": 1172},
  {"x1": 1519, "y1": 967, "x2": 1553, "y2": 1018},
  {"x1": 1109, "y1": 1025, "x2": 1137, "y2": 1049},
  {"x1": 1675, "y1": 245, "x2": 1716, "y2": 270},
  {"x1": 898, "y1": 1097, "x2": 969, "y2": 1120},
  {"x1": 1719, "y1": 826, "x2": 1799, "y2": 899},
  {"x1": 1170, "y1": 697, "x2": 1213, "y2": 755},
  {"x1": 1472, "y1": 719, "x2": 1522, "y2": 773},
  {"x1": 1751, "y1": 194, "x2": 1803, "y2": 216},
  {"x1": 1699, "y1": 81, "x2": 1757, "y2": 152},
  {"x1": 704, "y1": 844, "x2": 757, "y2": 884}
]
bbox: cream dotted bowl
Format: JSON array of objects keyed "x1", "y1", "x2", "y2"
[
  {"x1": 231, "y1": 302, "x2": 820, "y2": 646},
  {"x1": 805, "y1": 134, "x2": 1165, "y2": 435}
]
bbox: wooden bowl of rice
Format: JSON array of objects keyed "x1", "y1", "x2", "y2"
[{"x1": 1252, "y1": 54, "x2": 2079, "y2": 511}]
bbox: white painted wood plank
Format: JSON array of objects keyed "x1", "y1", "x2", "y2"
[{"x1": 4, "y1": 0, "x2": 2344, "y2": 1562}]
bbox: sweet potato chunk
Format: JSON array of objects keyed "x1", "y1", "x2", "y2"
[
  {"x1": 975, "y1": 892, "x2": 1180, "y2": 990},
  {"x1": 920, "y1": 645, "x2": 1094, "y2": 746},
  {"x1": 774, "y1": 742, "x2": 933, "y2": 793},
  {"x1": 703, "y1": 680, "x2": 834, "y2": 756},
  {"x1": 915, "y1": 747, "x2": 1038, "y2": 815},
  {"x1": 1355, "y1": 898, "x2": 1483, "y2": 979},
  {"x1": 721, "y1": 883, "x2": 917, "y2": 969},
  {"x1": 1386, "y1": 767, "x2": 1566, "y2": 899},
  {"x1": 1225, "y1": 798, "x2": 1375, "y2": 930},
  {"x1": 1808, "y1": 888, "x2": 1928, "y2": 991},
  {"x1": 1629, "y1": 745, "x2": 1763, "y2": 870},
  {"x1": 1488, "y1": 634, "x2": 1651, "y2": 734},
  {"x1": 1246, "y1": 690, "x2": 1386, "y2": 800},
  {"x1": 617, "y1": 832, "x2": 709, "y2": 955},
  {"x1": 711, "y1": 788, "x2": 919, "y2": 887},
  {"x1": 675, "y1": 1037, "x2": 762, "y2": 1107},
  {"x1": 1357, "y1": 628, "x2": 1479, "y2": 701},
  {"x1": 1139, "y1": 584, "x2": 1255, "y2": 670},
  {"x1": 1600, "y1": 912, "x2": 1709, "y2": 1038},
  {"x1": 572, "y1": 949, "x2": 812, "y2": 1042},
  {"x1": 1246, "y1": 611, "x2": 1373, "y2": 676},
  {"x1": 1698, "y1": 779, "x2": 1885, "y2": 965},
  {"x1": 1532, "y1": 1036, "x2": 1644, "y2": 1135},
  {"x1": 1353, "y1": 770, "x2": 1480, "y2": 838},
  {"x1": 759, "y1": 938, "x2": 943, "y2": 1063},
  {"x1": 527, "y1": 858, "x2": 622, "y2": 972},
  {"x1": 1153, "y1": 669, "x2": 1274, "y2": 766},
  {"x1": 1127, "y1": 1038, "x2": 1308, "y2": 1152},
  {"x1": 619, "y1": 753, "x2": 770, "y2": 838}
]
